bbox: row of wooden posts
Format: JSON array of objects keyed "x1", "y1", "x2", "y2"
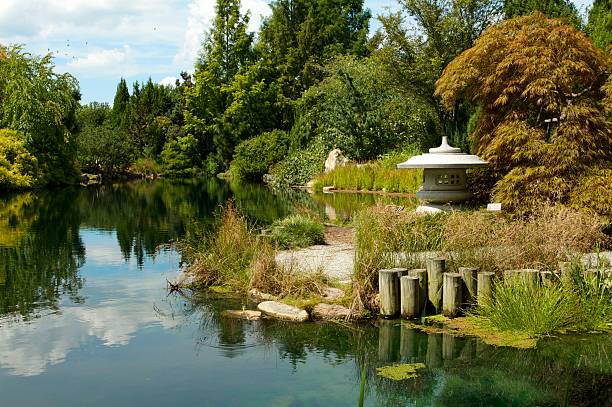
[{"x1": 377, "y1": 257, "x2": 582, "y2": 319}]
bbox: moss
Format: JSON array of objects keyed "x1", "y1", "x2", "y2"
[
  {"x1": 421, "y1": 315, "x2": 537, "y2": 349},
  {"x1": 377, "y1": 363, "x2": 426, "y2": 380}
]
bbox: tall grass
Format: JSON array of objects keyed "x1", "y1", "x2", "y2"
[
  {"x1": 185, "y1": 202, "x2": 329, "y2": 299},
  {"x1": 473, "y1": 263, "x2": 611, "y2": 336},
  {"x1": 352, "y1": 204, "x2": 445, "y2": 312},
  {"x1": 313, "y1": 149, "x2": 422, "y2": 194}
]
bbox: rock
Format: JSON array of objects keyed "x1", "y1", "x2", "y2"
[
  {"x1": 322, "y1": 186, "x2": 335, "y2": 193},
  {"x1": 322, "y1": 287, "x2": 345, "y2": 301},
  {"x1": 248, "y1": 289, "x2": 277, "y2": 302},
  {"x1": 172, "y1": 271, "x2": 196, "y2": 288},
  {"x1": 311, "y1": 303, "x2": 352, "y2": 321},
  {"x1": 257, "y1": 301, "x2": 309, "y2": 322},
  {"x1": 221, "y1": 310, "x2": 262, "y2": 321},
  {"x1": 324, "y1": 148, "x2": 348, "y2": 173}
]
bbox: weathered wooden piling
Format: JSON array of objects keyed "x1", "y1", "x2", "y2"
[
  {"x1": 442, "y1": 273, "x2": 462, "y2": 318},
  {"x1": 459, "y1": 267, "x2": 478, "y2": 305},
  {"x1": 425, "y1": 333, "x2": 443, "y2": 368},
  {"x1": 379, "y1": 269, "x2": 400, "y2": 317},
  {"x1": 503, "y1": 269, "x2": 518, "y2": 281},
  {"x1": 540, "y1": 271, "x2": 554, "y2": 285},
  {"x1": 442, "y1": 333, "x2": 457, "y2": 360},
  {"x1": 426, "y1": 257, "x2": 445, "y2": 312},
  {"x1": 400, "y1": 323, "x2": 418, "y2": 358},
  {"x1": 477, "y1": 272, "x2": 495, "y2": 304},
  {"x1": 400, "y1": 276, "x2": 420, "y2": 319},
  {"x1": 378, "y1": 319, "x2": 400, "y2": 362},
  {"x1": 408, "y1": 268, "x2": 427, "y2": 311},
  {"x1": 558, "y1": 261, "x2": 573, "y2": 286},
  {"x1": 391, "y1": 267, "x2": 409, "y2": 279},
  {"x1": 519, "y1": 269, "x2": 540, "y2": 287}
]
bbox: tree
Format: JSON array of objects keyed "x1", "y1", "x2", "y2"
[
  {"x1": 0, "y1": 129, "x2": 39, "y2": 191},
  {"x1": 586, "y1": 0, "x2": 612, "y2": 50},
  {"x1": 435, "y1": 13, "x2": 612, "y2": 213},
  {"x1": 184, "y1": 0, "x2": 254, "y2": 170},
  {"x1": 0, "y1": 45, "x2": 80, "y2": 185},
  {"x1": 503, "y1": 0, "x2": 582, "y2": 27},
  {"x1": 372, "y1": 0, "x2": 502, "y2": 149},
  {"x1": 112, "y1": 78, "x2": 130, "y2": 127}
]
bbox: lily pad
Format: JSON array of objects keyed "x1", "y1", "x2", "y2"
[{"x1": 376, "y1": 363, "x2": 426, "y2": 381}]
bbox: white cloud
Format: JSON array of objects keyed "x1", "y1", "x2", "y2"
[
  {"x1": 68, "y1": 45, "x2": 132, "y2": 72},
  {"x1": 159, "y1": 76, "x2": 178, "y2": 87}
]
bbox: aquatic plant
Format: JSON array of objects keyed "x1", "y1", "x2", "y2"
[{"x1": 376, "y1": 363, "x2": 426, "y2": 381}]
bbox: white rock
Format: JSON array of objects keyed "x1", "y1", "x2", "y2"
[
  {"x1": 322, "y1": 287, "x2": 345, "y2": 301},
  {"x1": 257, "y1": 301, "x2": 309, "y2": 322},
  {"x1": 221, "y1": 310, "x2": 262, "y2": 320},
  {"x1": 311, "y1": 303, "x2": 352, "y2": 321},
  {"x1": 324, "y1": 148, "x2": 348, "y2": 173},
  {"x1": 248, "y1": 289, "x2": 277, "y2": 302}
]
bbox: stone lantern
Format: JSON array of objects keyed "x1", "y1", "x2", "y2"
[{"x1": 397, "y1": 137, "x2": 487, "y2": 205}]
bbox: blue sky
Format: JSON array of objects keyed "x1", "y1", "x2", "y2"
[{"x1": 0, "y1": 0, "x2": 594, "y2": 104}]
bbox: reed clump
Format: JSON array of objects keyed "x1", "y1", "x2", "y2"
[{"x1": 185, "y1": 202, "x2": 329, "y2": 299}]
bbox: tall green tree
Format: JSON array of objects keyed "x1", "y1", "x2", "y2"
[
  {"x1": 184, "y1": 0, "x2": 254, "y2": 170},
  {"x1": 586, "y1": 0, "x2": 612, "y2": 49},
  {"x1": 503, "y1": 0, "x2": 582, "y2": 27},
  {"x1": 112, "y1": 78, "x2": 130, "y2": 127}
]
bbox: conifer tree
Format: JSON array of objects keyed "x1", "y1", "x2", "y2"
[{"x1": 112, "y1": 78, "x2": 130, "y2": 127}]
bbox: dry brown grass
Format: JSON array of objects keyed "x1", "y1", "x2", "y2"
[{"x1": 443, "y1": 206, "x2": 608, "y2": 274}]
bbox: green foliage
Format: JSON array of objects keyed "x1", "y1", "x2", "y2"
[
  {"x1": 75, "y1": 103, "x2": 135, "y2": 174},
  {"x1": 313, "y1": 148, "x2": 422, "y2": 194},
  {"x1": 586, "y1": 0, "x2": 612, "y2": 50},
  {"x1": 129, "y1": 157, "x2": 161, "y2": 177},
  {"x1": 0, "y1": 129, "x2": 39, "y2": 190},
  {"x1": 0, "y1": 44, "x2": 80, "y2": 185},
  {"x1": 436, "y1": 14, "x2": 612, "y2": 213},
  {"x1": 503, "y1": 0, "x2": 582, "y2": 27},
  {"x1": 270, "y1": 214, "x2": 325, "y2": 249},
  {"x1": 160, "y1": 134, "x2": 199, "y2": 178},
  {"x1": 231, "y1": 129, "x2": 289, "y2": 180},
  {"x1": 293, "y1": 55, "x2": 440, "y2": 160},
  {"x1": 269, "y1": 140, "x2": 328, "y2": 187}
]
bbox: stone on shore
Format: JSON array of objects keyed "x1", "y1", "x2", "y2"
[
  {"x1": 171, "y1": 271, "x2": 196, "y2": 288},
  {"x1": 257, "y1": 301, "x2": 309, "y2": 322},
  {"x1": 221, "y1": 310, "x2": 262, "y2": 321},
  {"x1": 322, "y1": 287, "x2": 345, "y2": 301},
  {"x1": 248, "y1": 289, "x2": 277, "y2": 303},
  {"x1": 311, "y1": 303, "x2": 352, "y2": 321}
]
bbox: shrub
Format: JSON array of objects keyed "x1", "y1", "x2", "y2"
[
  {"x1": 269, "y1": 214, "x2": 325, "y2": 249},
  {"x1": 160, "y1": 134, "x2": 199, "y2": 178},
  {"x1": 129, "y1": 157, "x2": 161, "y2": 177},
  {"x1": 77, "y1": 124, "x2": 135, "y2": 174},
  {"x1": 231, "y1": 130, "x2": 289, "y2": 180},
  {"x1": 0, "y1": 129, "x2": 38, "y2": 191},
  {"x1": 269, "y1": 140, "x2": 327, "y2": 187}
]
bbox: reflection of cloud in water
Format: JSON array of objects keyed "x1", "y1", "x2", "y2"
[
  {"x1": 80, "y1": 230, "x2": 127, "y2": 266},
  {"x1": 0, "y1": 272, "x2": 181, "y2": 377}
]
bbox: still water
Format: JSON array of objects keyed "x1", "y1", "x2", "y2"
[{"x1": 0, "y1": 179, "x2": 609, "y2": 406}]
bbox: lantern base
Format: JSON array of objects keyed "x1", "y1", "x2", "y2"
[{"x1": 416, "y1": 189, "x2": 473, "y2": 204}]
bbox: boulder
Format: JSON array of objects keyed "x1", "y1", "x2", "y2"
[
  {"x1": 324, "y1": 148, "x2": 348, "y2": 173},
  {"x1": 171, "y1": 271, "x2": 196, "y2": 288},
  {"x1": 322, "y1": 287, "x2": 345, "y2": 301},
  {"x1": 221, "y1": 310, "x2": 262, "y2": 321},
  {"x1": 311, "y1": 303, "x2": 352, "y2": 321},
  {"x1": 257, "y1": 301, "x2": 309, "y2": 322}
]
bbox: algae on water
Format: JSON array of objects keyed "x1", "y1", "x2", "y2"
[{"x1": 376, "y1": 363, "x2": 426, "y2": 381}]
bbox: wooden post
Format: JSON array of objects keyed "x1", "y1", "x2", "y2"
[
  {"x1": 442, "y1": 273, "x2": 462, "y2": 318},
  {"x1": 477, "y1": 272, "x2": 495, "y2": 305},
  {"x1": 408, "y1": 268, "x2": 427, "y2": 311},
  {"x1": 503, "y1": 269, "x2": 518, "y2": 281},
  {"x1": 391, "y1": 267, "x2": 409, "y2": 279},
  {"x1": 400, "y1": 276, "x2": 420, "y2": 319},
  {"x1": 540, "y1": 271, "x2": 554, "y2": 285},
  {"x1": 426, "y1": 257, "x2": 445, "y2": 313},
  {"x1": 459, "y1": 267, "x2": 478, "y2": 306},
  {"x1": 559, "y1": 261, "x2": 573, "y2": 286},
  {"x1": 519, "y1": 269, "x2": 540, "y2": 287},
  {"x1": 442, "y1": 333, "x2": 456, "y2": 361},
  {"x1": 379, "y1": 269, "x2": 400, "y2": 318}
]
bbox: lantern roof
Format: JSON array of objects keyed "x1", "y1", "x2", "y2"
[{"x1": 397, "y1": 137, "x2": 488, "y2": 169}]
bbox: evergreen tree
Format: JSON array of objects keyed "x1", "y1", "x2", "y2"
[
  {"x1": 586, "y1": 0, "x2": 612, "y2": 49},
  {"x1": 112, "y1": 78, "x2": 130, "y2": 127}
]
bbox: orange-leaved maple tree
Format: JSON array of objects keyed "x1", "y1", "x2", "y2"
[{"x1": 435, "y1": 12, "x2": 612, "y2": 215}]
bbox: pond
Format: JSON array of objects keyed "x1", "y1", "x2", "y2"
[{"x1": 0, "y1": 179, "x2": 609, "y2": 406}]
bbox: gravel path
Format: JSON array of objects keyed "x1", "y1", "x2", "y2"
[{"x1": 275, "y1": 226, "x2": 355, "y2": 283}]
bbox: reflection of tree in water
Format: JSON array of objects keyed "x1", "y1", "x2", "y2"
[{"x1": 0, "y1": 190, "x2": 86, "y2": 317}]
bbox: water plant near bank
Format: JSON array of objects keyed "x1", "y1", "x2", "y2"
[{"x1": 269, "y1": 213, "x2": 325, "y2": 249}]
